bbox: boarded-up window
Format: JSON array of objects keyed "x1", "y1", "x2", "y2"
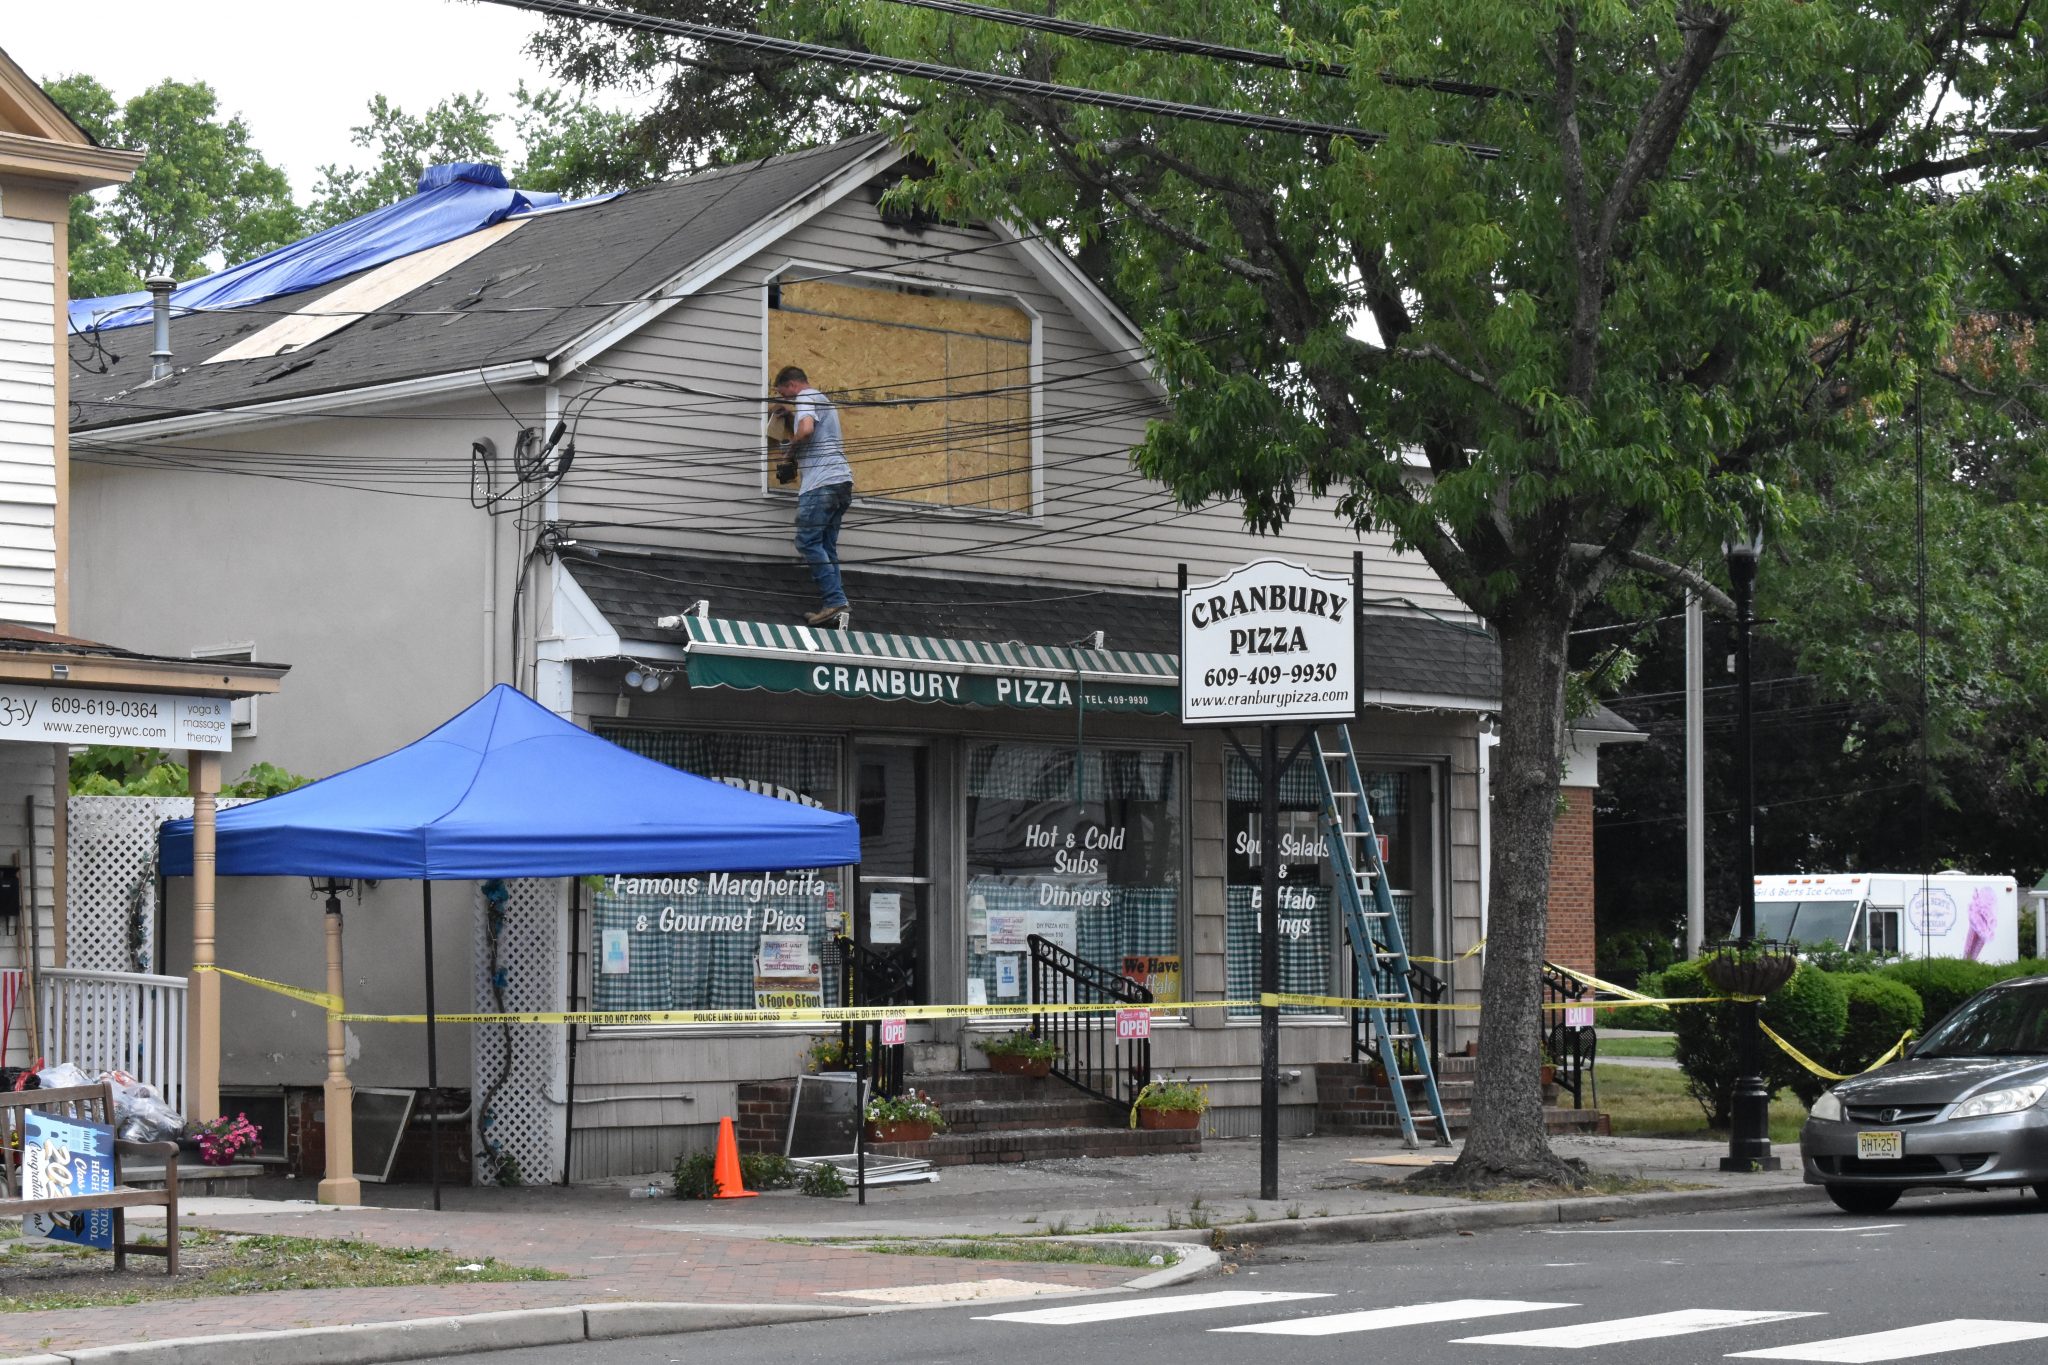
[{"x1": 769, "y1": 278, "x2": 1033, "y2": 512}]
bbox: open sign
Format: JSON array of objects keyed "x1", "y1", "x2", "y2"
[
  {"x1": 880, "y1": 1019, "x2": 907, "y2": 1046},
  {"x1": 1116, "y1": 1008, "x2": 1151, "y2": 1040}
]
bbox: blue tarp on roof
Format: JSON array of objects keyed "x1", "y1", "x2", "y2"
[
  {"x1": 157, "y1": 685, "x2": 859, "y2": 879},
  {"x1": 71, "y1": 163, "x2": 568, "y2": 333}
]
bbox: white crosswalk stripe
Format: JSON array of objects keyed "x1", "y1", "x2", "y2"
[
  {"x1": 1211, "y1": 1298, "x2": 1578, "y2": 1336},
  {"x1": 1455, "y1": 1308, "x2": 1827, "y2": 1348},
  {"x1": 975, "y1": 1290, "x2": 1331, "y2": 1326},
  {"x1": 1729, "y1": 1318, "x2": 2048, "y2": 1362}
]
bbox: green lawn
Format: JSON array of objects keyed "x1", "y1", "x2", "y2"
[
  {"x1": 1598, "y1": 1035, "x2": 1676, "y2": 1058},
  {"x1": 1596, "y1": 1064, "x2": 1808, "y2": 1145},
  {"x1": 1, "y1": 1228, "x2": 561, "y2": 1311}
]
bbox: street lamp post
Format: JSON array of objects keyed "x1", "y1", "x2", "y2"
[{"x1": 1720, "y1": 530, "x2": 1780, "y2": 1173}]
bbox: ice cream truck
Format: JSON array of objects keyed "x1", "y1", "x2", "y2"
[{"x1": 1752, "y1": 873, "x2": 2021, "y2": 962}]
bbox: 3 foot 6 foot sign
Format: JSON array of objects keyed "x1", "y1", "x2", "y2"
[{"x1": 1181, "y1": 560, "x2": 1356, "y2": 725}]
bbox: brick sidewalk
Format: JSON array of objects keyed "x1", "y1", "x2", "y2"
[{"x1": 0, "y1": 1206, "x2": 1140, "y2": 1358}]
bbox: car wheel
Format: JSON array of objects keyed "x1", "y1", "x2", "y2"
[
  {"x1": 2033, "y1": 1184, "x2": 2048, "y2": 1203},
  {"x1": 1826, "y1": 1185, "x2": 1902, "y2": 1214}
]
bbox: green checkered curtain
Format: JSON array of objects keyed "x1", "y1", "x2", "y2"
[
  {"x1": 966, "y1": 743, "x2": 1180, "y2": 804},
  {"x1": 589, "y1": 886, "x2": 843, "y2": 1011},
  {"x1": 597, "y1": 728, "x2": 841, "y2": 805},
  {"x1": 586, "y1": 730, "x2": 844, "y2": 1014},
  {"x1": 1225, "y1": 886, "x2": 1336, "y2": 1017}
]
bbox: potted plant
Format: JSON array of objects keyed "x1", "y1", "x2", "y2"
[
  {"x1": 975, "y1": 1031, "x2": 1059, "y2": 1078},
  {"x1": 806, "y1": 1034, "x2": 875, "y2": 1074},
  {"x1": 864, "y1": 1089, "x2": 946, "y2": 1144},
  {"x1": 189, "y1": 1112, "x2": 261, "y2": 1166},
  {"x1": 1700, "y1": 940, "x2": 1799, "y2": 997},
  {"x1": 1538, "y1": 1042, "x2": 1557, "y2": 1090},
  {"x1": 1131, "y1": 1080, "x2": 1208, "y2": 1131}
]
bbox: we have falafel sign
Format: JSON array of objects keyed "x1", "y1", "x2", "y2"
[{"x1": 1180, "y1": 559, "x2": 1357, "y2": 724}]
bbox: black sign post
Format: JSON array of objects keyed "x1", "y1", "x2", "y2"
[
  {"x1": 1259, "y1": 722, "x2": 1281, "y2": 1200},
  {"x1": 1181, "y1": 559, "x2": 1357, "y2": 1206}
]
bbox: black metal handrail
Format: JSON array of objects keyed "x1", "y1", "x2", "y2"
[
  {"x1": 831, "y1": 935, "x2": 913, "y2": 1099},
  {"x1": 1541, "y1": 961, "x2": 1596, "y2": 1109},
  {"x1": 1026, "y1": 934, "x2": 1152, "y2": 1107},
  {"x1": 1348, "y1": 946, "x2": 1448, "y2": 1067}
]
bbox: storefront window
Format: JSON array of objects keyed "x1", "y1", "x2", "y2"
[
  {"x1": 1226, "y1": 756, "x2": 1419, "y2": 1017},
  {"x1": 589, "y1": 730, "x2": 844, "y2": 1014},
  {"x1": 964, "y1": 742, "x2": 1183, "y2": 1008}
]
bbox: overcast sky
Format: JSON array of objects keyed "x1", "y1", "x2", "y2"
[{"x1": 6, "y1": 1, "x2": 639, "y2": 196}]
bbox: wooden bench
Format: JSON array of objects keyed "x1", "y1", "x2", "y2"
[{"x1": 1, "y1": 1082, "x2": 180, "y2": 1272}]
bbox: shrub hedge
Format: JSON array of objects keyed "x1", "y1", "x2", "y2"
[
  {"x1": 1877, "y1": 958, "x2": 2002, "y2": 1030},
  {"x1": 1793, "y1": 972, "x2": 1924, "y2": 1106},
  {"x1": 1667, "y1": 957, "x2": 1847, "y2": 1126},
  {"x1": 1593, "y1": 968, "x2": 1676, "y2": 1031}
]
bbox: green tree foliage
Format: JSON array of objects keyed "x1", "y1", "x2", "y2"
[
  {"x1": 508, "y1": 82, "x2": 671, "y2": 198},
  {"x1": 43, "y1": 74, "x2": 301, "y2": 298},
  {"x1": 307, "y1": 87, "x2": 673, "y2": 230},
  {"x1": 308, "y1": 93, "x2": 508, "y2": 230},
  {"x1": 69, "y1": 746, "x2": 310, "y2": 798},
  {"x1": 526, "y1": 0, "x2": 897, "y2": 170},
  {"x1": 716, "y1": 0, "x2": 2014, "y2": 1183},
  {"x1": 1668, "y1": 958, "x2": 1846, "y2": 1126}
]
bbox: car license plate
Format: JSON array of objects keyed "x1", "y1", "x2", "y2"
[{"x1": 1856, "y1": 1130, "x2": 1904, "y2": 1161}]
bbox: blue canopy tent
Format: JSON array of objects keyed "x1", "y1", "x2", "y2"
[{"x1": 160, "y1": 684, "x2": 859, "y2": 1204}]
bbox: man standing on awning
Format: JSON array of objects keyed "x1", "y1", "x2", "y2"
[{"x1": 771, "y1": 365, "x2": 855, "y2": 628}]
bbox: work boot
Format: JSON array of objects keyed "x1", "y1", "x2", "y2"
[{"x1": 805, "y1": 605, "x2": 850, "y2": 628}]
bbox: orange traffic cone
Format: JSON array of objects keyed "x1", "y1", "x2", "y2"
[{"x1": 712, "y1": 1116, "x2": 757, "y2": 1199}]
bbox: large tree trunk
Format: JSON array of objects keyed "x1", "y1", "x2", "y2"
[{"x1": 1447, "y1": 594, "x2": 1583, "y2": 1185}]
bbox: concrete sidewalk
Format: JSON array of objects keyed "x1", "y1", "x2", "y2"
[{"x1": 0, "y1": 1131, "x2": 1816, "y2": 1364}]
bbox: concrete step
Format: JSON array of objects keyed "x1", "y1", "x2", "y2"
[
  {"x1": 907, "y1": 1072, "x2": 1081, "y2": 1105},
  {"x1": 120, "y1": 1161, "x2": 264, "y2": 1197},
  {"x1": 940, "y1": 1096, "x2": 1125, "y2": 1133},
  {"x1": 868, "y1": 1123, "x2": 1200, "y2": 1167}
]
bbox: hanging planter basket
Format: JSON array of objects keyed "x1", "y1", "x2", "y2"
[{"x1": 1701, "y1": 942, "x2": 1799, "y2": 997}]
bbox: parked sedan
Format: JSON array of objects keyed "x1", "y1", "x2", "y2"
[{"x1": 1801, "y1": 974, "x2": 2048, "y2": 1213}]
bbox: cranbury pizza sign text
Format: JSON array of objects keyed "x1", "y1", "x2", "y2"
[{"x1": 1180, "y1": 559, "x2": 1357, "y2": 724}]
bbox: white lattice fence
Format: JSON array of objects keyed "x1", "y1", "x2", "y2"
[
  {"x1": 66, "y1": 796, "x2": 254, "y2": 973},
  {"x1": 472, "y1": 877, "x2": 565, "y2": 1186}
]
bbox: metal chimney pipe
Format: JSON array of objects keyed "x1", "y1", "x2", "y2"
[{"x1": 146, "y1": 276, "x2": 177, "y2": 380}]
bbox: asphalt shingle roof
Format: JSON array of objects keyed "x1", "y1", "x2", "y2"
[
  {"x1": 70, "y1": 137, "x2": 890, "y2": 431},
  {"x1": 565, "y1": 545, "x2": 1507, "y2": 707}
]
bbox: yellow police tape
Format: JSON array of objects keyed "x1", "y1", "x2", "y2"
[
  {"x1": 1760, "y1": 1021, "x2": 1915, "y2": 1082},
  {"x1": 1406, "y1": 938, "x2": 1486, "y2": 967},
  {"x1": 192, "y1": 964, "x2": 342, "y2": 1014}
]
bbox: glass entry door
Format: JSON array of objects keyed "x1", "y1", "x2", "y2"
[{"x1": 854, "y1": 743, "x2": 931, "y2": 1004}]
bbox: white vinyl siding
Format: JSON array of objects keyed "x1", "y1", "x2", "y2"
[
  {"x1": 0, "y1": 217, "x2": 56, "y2": 627},
  {"x1": 563, "y1": 190, "x2": 1462, "y2": 611}
]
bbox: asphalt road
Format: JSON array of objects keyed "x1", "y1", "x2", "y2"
[{"x1": 421, "y1": 1191, "x2": 2048, "y2": 1365}]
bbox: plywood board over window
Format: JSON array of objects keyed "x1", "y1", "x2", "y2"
[{"x1": 769, "y1": 277, "x2": 1033, "y2": 512}]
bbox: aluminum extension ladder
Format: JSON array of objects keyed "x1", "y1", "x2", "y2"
[{"x1": 1311, "y1": 725, "x2": 1452, "y2": 1148}]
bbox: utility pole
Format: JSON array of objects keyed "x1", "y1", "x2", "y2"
[{"x1": 1685, "y1": 592, "x2": 1705, "y2": 958}]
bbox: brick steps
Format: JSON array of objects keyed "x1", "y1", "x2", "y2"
[
  {"x1": 868, "y1": 1122, "x2": 1199, "y2": 1166},
  {"x1": 939, "y1": 1096, "x2": 1126, "y2": 1133},
  {"x1": 887, "y1": 1070, "x2": 1197, "y2": 1165},
  {"x1": 1317, "y1": 1059, "x2": 1609, "y2": 1138}
]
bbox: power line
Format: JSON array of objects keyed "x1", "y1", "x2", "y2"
[
  {"x1": 876, "y1": 0, "x2": 1531, "y2": 103},
  {"x1": 481, "y1": 0, "x2": 1506, "y2": 157}
]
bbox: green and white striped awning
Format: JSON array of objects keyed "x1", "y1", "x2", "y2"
[{"x1": 681, "y1": 617, "x2": 1178, "y2": 715}]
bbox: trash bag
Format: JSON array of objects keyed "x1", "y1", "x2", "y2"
[
  {"x1": 109, "y1": 1074, "x2": 185, "y2": 1142},
  {"x1": 33, "y1": 1061, "x2": 92, "y2": 1091}
]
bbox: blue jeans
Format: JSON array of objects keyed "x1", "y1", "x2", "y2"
[{"x1": 794, "y1": 481, "x2": 853, "y2": 608}]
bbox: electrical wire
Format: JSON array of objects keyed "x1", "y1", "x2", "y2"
[{"x1": 479, "y1": 0, "x2": 1507, "y2": 157}]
